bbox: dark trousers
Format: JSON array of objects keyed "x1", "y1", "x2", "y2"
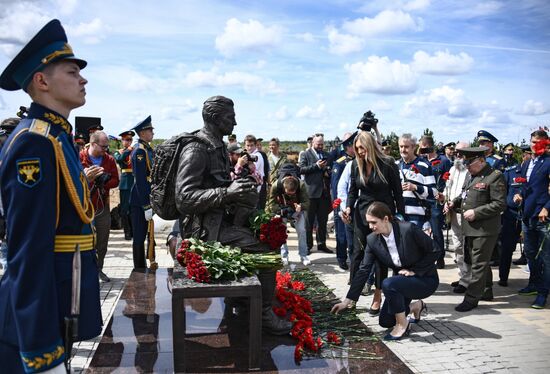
[
  {"x1": 350, "y1": 208, "x2": 377, "y2": 286},
  {"x1": 522, "y1": 218, "x2": 550, "y2": 296},
  {"x1": 464, "y1": 235, "x2": 498, "y2": 304},
  {"x1": 429, "y1": 201, "x2": 445, "y2": 260},
  {"x1": 334, "y1": 210, "x2": 348, "y2": 261},
  {"x1": 131, "y1": 205, "x2": 147, "y2": 268},
  {"x1": 306, "y1": 195, "x2": 330, "y2": 249},
  {"x1": 379, "y1": 274, "x2": 439, "y2": 328},
  {"x1": 498, "y1": 210, "x2": 522, "y2": 282},
  {"x1": 94, "y1": 205, "x2": 111, "y2": 271}
]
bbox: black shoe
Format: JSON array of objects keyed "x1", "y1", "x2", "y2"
[
  {"x1": 498, "y1": 279, "x2": 508, "y2": 287},
  {"x1": 368, "y1": 307, "x2": 380, "y2": 316},
  {"x1": 124, "y1": 234, "x2": 132, "y2": 240},
  {"x1": 99, "y1": 271, "x2": 111, "y2": 283},
  {"x1": 383, "y1": 322, "x2": 411, "y2": 341},
  {"x1": 317, "y1": 245, "x2": 333, "y2": 254},
  {"x1": 455, "y1": 300, "x2": 477, "y2": 312},
  {"x1": 513, "y1": 256, "x2": 527, "y2": 266},
  {"x1": 453, "y1": 284, "x2": 467, "y2": 293},
  {"x1": 489, "y1": 260, "x2": 500, "y2": 267},
  {"x1": 437, "y1": 258, "x2": 445, "y2": 269},
  {"x1": 451, "y1": 281, "x2": 460, "y2": 287},
  {"x1": 338, "y1": 260, "x2": 349, "y2": 270},
  {"x1": 307, "y1": 248, "x2": 312, "y2": 255},
  {"x1": 481, "y1": 290, "x2": 494, "y2": 301}
]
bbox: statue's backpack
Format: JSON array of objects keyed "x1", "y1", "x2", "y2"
[{"x1": 150, "y1": 131, "x2": 208, "y2": 220}]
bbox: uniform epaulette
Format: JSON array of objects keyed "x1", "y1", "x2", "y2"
[
  {"x1": 504, "y1": 165, "x2": 516, "y2": 171},
  {"x1": 28, "y1": 119, "x2": 51, "y2": 137},
  {"x1": 493, "y1": 169, "x2": 502, "y2": 175},
  {"x1": 493, "y1": 154, "x2": 503, "y2": 160},
  {"x1": 336, "y1": 155, "x2": 347, "y2": 163}
]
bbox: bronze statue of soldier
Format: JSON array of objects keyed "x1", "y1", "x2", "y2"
[{"x1": 175, "y1": 95, "x2": 291, "y2": 335}]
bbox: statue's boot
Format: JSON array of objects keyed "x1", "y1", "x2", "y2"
[{"x1": 257, "y1": 270, "x2": 292, "y2": 335}]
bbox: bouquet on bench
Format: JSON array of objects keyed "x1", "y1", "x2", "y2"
[{"x1": 176, "y1": 238, "x2": 283, "y2": 283}]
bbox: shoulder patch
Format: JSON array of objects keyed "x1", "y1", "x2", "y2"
[
  {"x1": 493, "y1": 154, "x2": 503, "y2": 159},
  {"x1": 336, "y1": 156, "x2": 347, "y2": 163},
  {"x1": 29, "y1": 119, "x2": 51, "y2": 137},
  {"x1": 137, "y1": 154, "x2": 144, "y2": 161},
  {"x1": 417, "y1": 160, "x2": 430, "y2": 169},
  {"x1": 17, "y1": 158, "x2": 42, "y2": 188}
]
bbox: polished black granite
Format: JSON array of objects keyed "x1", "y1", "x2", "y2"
[{"x1": 87, "y1": 268, "x2": 412, "y2": 373}]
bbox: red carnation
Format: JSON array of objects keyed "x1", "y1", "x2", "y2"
[
  {"x1": 332, "y1": 198, "x2": 342, "y2": 209},
  {"x1": 514, "y1": 177, "x2": 527, "y2": 184},
  {"x1": 431, "y1": 160, "x2": 442, "y2": 166},
  {"x1": 442, "y1": 171, "x2": 450, "y2": 181},
  {"x1": 533, "y1": 139, "x2": 550, "y2": 156},
  {"x1": 411, "y1": 164, "x2": 420, "y2": 174}
]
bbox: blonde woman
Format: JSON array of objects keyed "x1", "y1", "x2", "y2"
[{"x1": 342, "y1": 131, "x2": 405, "y2": 314}]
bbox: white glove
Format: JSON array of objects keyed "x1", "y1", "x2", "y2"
[
  {"x1": 41, "y1": 363, "x2": 67, "y2": 374},
  {"x1": 144, "y1": 208, "x2": 153, "y2": 221}
]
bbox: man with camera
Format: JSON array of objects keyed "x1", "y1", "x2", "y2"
[
  {"x1": 267, "y1": 163, "x2": 310, "y2": 266},
  {"x1": 80, "y1": 131, "x2": 119, "y2": 282},
  {"x1": 228, "y1": 143, "x2": 262, "y2": 184}
]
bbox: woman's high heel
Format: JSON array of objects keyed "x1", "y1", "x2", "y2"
[
  {"x1": 383, "y1": 321, "x2": 411, "y2": 341},
  {"x1": 408, "y1": 300, "x2": 427, "y2": 324}
]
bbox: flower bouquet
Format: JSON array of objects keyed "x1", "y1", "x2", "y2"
[
  {"x1": 249, "y1": 210, "x2": 288, "y2": 250},
  {"x1": 176, "y1": 238, "x2": 282, "y2": 283}
]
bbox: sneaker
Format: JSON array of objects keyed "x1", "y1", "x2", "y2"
[
  {"x1": 301, "y1": 256, "x2": 311, "y2": 266},
  {"x1": 99, "y1": 271, "x2": 111, "y2": 283},
  {"x1": 531, "y1": 294, "x2": 547, "y2": 309},
  {"x1": 518, "y1": 286, "x2": 538, "y2": 296}
]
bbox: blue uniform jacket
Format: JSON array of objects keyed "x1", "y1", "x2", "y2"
[
  {"x1": 330, "y1": 153, "x2": 353, "y2": 201},
  {"x1": 114, "y1": 147, "x2": 134, "y2": 191},
  {"x1": 487, "y1": 153, "x2": 505, "y2": 172},
  {"x1": 0, "y1": 103, "x2": 102, "y2": 373},
  {"x1": 503, "y1": 164, "x2": 522, "y2": 219},
  {"x1": 130, "y1": 140, "x2": 154, "y2": 210},
  {"x1": 519, "y1": 154, "x2": 550, "y2": 220}
]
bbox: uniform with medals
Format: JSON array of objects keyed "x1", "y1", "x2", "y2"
[
  {"x1": 130, "y1": 117, "x2": 155, "y2": 269},
  {"x1": 0, "y1": 20, "x2": 101, "y2": 373}
]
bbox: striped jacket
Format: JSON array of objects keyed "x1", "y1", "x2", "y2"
[{"x1": 396, "y1": 157, "x2": 437, "y2": 217}]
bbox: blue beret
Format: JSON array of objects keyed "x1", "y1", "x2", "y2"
[
  {"x1": 0, "y1": 19, "x2": 87, "y2": 92},
  {"x1": 133, "y1": 116, "x2": 154, "y2": 132},
  {"x1": 477, "y1": 130, "x2": 498, "y2": 143}
]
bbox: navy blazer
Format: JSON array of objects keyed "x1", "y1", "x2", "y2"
[
  {"x1": 346, "y1": 221, "x2": 440, "y2": 301},
  {"x1": 520, "y1": 154, "x2": 550, "y2": 220}
]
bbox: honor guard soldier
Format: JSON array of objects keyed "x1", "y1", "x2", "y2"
[
  {"x1": 501, "y1": 142, "x2": 518, "y2": 168},
  {"x1": 331, "y1": 132, "x2": 356, "y2": 270},
  {"x1": 114, "y1": 130, "x2": 135, "y2": 240},
  {"x1": 445, "y1": 147, "x2": 506, "y2": 312},
  {"x1": 130, "y1": 116, "x2": 155, "y2": 269},
  {"x1": 0, "y1": 19, "x2": 102, "y2": 373},
  {"x1": 477, "y1": 130, "x2": 505, "y2": 172}
]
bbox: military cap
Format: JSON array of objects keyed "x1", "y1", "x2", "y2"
[
  {"x1": 227, "y1": 143, "x2": 243, "y2": 154},
  {"x1": 228, "y1": 134, "x2": 237, "y2": 141},
  {"x1": 74, "y1": 133, "x2": 86, "y2": 144},
  {"x1": 0, "y1": 117, "x2": 21, "y2": 136},
  {"x1": 456, "y1": 146, "x2": 489, "y2": 160},
  {"x1": 132, "y1": 115, "x2": 154, "y2": 133},
  {"x1": 119, "y1": 130, "x2": 135, "y2": 139},
  {"x1": 341, "y1": 131, "x2": 358, "y2": 147},
  {"x1": 444, "y1": 142, "x2": 456, "y2": 149},
  {"x1": 0, "y1": 19, "x2": 87, "y2": 92},
  {"x1": 520, "y1": 144, "x2": 532, "y2": 153},
  {"x1": 503, "y1": 142, "x2": 514, "y2": 151},
  {"x1": 477, "y1": 130, "x2": 498, "y2": 143},
  {"x1": 306, "y1": 136, "x2": 313, "y2": 142}
]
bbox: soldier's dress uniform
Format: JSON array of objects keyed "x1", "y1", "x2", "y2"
[
  {"x1": 0, "y1": 20, "x2": 101, "y2": 373},
  {"x1": 452, "y1": 147, "x2": 506, "y2": 311},
  {"x1": 130, "y1": 117, "x2": 154, "y2": 269},
  {"x1": 114, "y1": 130, "x2": 135, "y2": 240},
  {"x1": 478, "y1": 130, "x2": 505, "y2": 172}
]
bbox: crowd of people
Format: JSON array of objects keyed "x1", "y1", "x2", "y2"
[{"x1": 0, "y1": 18, "x2": 549, "y2": 373}]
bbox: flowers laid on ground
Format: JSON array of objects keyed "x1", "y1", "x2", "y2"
[
  {"x1": 249, "y1": 211, "x2": 288, "y2": 250},
  {"x1": 176, "y1": 238, "x2": 282, "y2": 282},
  {"x1": 274, "y1": 270, "x2": 380, "y2": 363}
]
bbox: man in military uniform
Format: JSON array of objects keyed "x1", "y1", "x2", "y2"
[
  {"x1": 501, "y1": 142, "x2": 518, "y2": 169},
  {"x1": 130, "y1": 116, "x2": 155, "y2": 269},
  {"x1": 175, "y1": 95, "x2": 291, "y2": 335},
  {"x1": 114, "y1": 130, "x2": 135, "y2": 240},
  {"x1": 0, "y1": 19, "x2": 102, "y2": 373},
  {"x1": 444, "y1": 142, "x2": 456, "y2": 162},
  {"x1": 477, "y1": 130, "x2": 505, "y2": 172},
  {"x1": 331, "y1": 132, "x2": 356, "y2": 270},
  {"x1": 445, "y1": 147, "x2": 506, "y2": 312}
]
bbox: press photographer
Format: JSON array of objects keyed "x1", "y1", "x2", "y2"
[
  {"x1": 80, "y1": 131, "x2": 119, "y2": 282},
  {"x1": 357, "y1": 110, "x2": 383, "y2": 144},
  {"x1": 267, "y1": 163, "x2": 310, "y2": 266},
  {"x1": 228, "y1": 143, "x2": 262, "y2": 185}
]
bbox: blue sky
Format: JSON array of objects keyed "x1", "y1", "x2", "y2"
[{"x1": 1, "y1": 0, "x2": 549, "y2": 144}]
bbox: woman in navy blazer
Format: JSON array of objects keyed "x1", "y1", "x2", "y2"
[{"x1": 332, "y1": 201, "x2": 440, "y2": 340}]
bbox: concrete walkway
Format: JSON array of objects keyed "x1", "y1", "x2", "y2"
[{"x1": 4, "y1": 224, "x2": 547, "y2": 373}]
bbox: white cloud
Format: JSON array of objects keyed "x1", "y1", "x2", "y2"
[
  {"x1": 270, "y1": 105, "x2": 290, "y2": 121},
  {"x1": 519, "y1": 100, "x2": 548, "y2": 116},
  {"x1": 297, "y1": 32, "x2": 315, "y2": 43},
  {"x1": 254, "y1": 60, "x2": 267, "y2": 69},
  {"x1": 159, "y1": 100, "x2": 199, "y2": 121},
  {"x1": 0, "y1": 3, "x2": 50, "y2": 54},
  {"x1": 478, "y1": 109, "x2": 513, "y2": 124},
  {"x1": 345, "y1": 56, "x2": 417, "y2": 96},
  {"x1": 327, "y1": 27, "x2": 365, "y2": 55},
  {"x1": 454, "y1": 1, "x2": 503, "y2": 19},
  {"x1": 215, "y1": 18, "x2": 283, "y2": 57},
  {"x1": 98, "y1": 65, "x2": 170, "y2": 93},
  {"x1": 402, "y1": 85, "x2": 476, "y2": 118},
  {"x1": 371, "y1": 100, "x2": 392, "y2": 111},
  {"x1": 338, "y1": 122, "x2": 349, "y2": 130},
  {"x1": 184, "y1": 68, "x2": 283, "y2": 95},
  {"x1": 53, "y1": 0, "x2": 78, "y2": 15},
  {"x1": 358, "y1": 0, "x2": 431, "y2": 13},
  {"x1": 412, "y1": 50, "x2": 474, "y2": 75},
  {"x1": 66, "y1": 18, "x2": 107, "y2": 44},
  {"x1": 296, "y1": 104, "x2": 327, "y2": 119},
  {"x1": 403, "y1": 0, "x2": 431, "y2": 11},
  {"x1": 342, "y1": 10, "x2": 423, "y2": 38}
]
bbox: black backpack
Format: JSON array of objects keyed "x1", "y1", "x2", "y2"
[
  {"x1": 275, "y1": 162, "x2": 301, "y2": 195},
  {"x1": 150, "y1": 131, "x2": 207, "y2": 220}
]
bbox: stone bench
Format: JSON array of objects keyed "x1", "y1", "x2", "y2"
[{"x1": 171, "y1": 262, "x2": 262, "y2": 371}]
